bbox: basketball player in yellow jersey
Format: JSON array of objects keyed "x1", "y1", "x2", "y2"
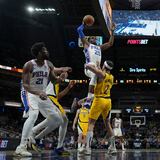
[
  {"x1": 31, "y1": 80, "x2": 76, "y2": 155},
  {"x1": 48, "y1": 80, "x2": 76, "y2": 155},
  {"x1": 85, "y1": 60, "x2": 116, "y2": 154},
  {"x1": 72, "y1": 100, "x2": 90, "y2": 152},
  {"x1": 47, "y1": 81, "x2": 75, "y2": 116}
]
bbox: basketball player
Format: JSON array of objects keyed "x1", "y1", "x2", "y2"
[
  {"x1": 77, "y1": 22, "x2": 115, "y2": 99},
  {"x1": 72, "y1": 99, "x2": 90, "y2": 152},
  {"x1": 30, "y1": 80, "x2": 76, "y2": 155},
  {"x1": 112, "y1": 113, "x2": 125, "y2": 150},
  {"x1": 14, "y1": 42, "x2": 71, "y2": 157},
  {"x1": 84, "y1": 60, "x2": 116, "y2": 154}
]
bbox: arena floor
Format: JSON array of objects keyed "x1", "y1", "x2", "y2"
[{"x1": 1, "y1": 149, "x2": 160, "y2": 160}]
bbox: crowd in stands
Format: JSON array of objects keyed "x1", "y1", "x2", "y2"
[
  {"x1": 113, "y1": 10, "x2": 160, "y2": 36},
  {"x1": 1, "y1": 115, "x2": 160, "y2": 149},
  {"x1": 0, "y1": 120, "x2": 21, "y2": 139}
]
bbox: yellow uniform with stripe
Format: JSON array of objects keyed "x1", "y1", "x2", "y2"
[
  {"x1": 46, "y1": 82, "x2": 65, "y2": 115},
  {"x1": 78, "y1": 107, "x2": 89, "y2": 136},
  {"x1": 89, "y1": 72, "x2": 114, "y2": 120}
]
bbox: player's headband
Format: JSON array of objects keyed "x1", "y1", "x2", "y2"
[{"x1": 104, "y1": 61, "x2": 113, "y2": 70}]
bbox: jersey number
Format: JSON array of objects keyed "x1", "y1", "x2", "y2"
[
  {"x1": 36, "y1": 78, "x2": 43, "y2": 84},
  {"x1": 95, "y1": 50, "x2": 100, "y2": 56}
]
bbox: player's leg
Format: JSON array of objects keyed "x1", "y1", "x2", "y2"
[
  {"x1": 78, "y1": 134, "x2": 83, "y2": 149},
  {"x1": 14, "y1": 95, "x2": 39, "y2": 157},
  {"x1": 71, "y1": 98, "x2": 80, "y2": 113},
  {"x1": 77, "y1": 124, "x2": 83, "y2": 148},
  {"x1": 85, "y1": 118, "x2": 96, "y2": 155},
  {"x1": 32, "y1": 99, "x2": 63, "y2": 140},
  {"x1": 88, "y1": 85, "x2": 94, "y2": 99},
  {"x1": 102, "y1": 99, "x2": 116, "y2": 154},
  {"x1": 54, "y1": 102, "x2": 68, "y2": 149},
  {"x1": 81, "y1": 123, "x2": 88, "y2": 149},
  {"x1": 119, "y1": 136, "x2": 125, "y2": 150},
  {"x1": 84, "y1": 68, "x2": 96, "y2": 98},
  {"x1": 77, "y1": 123, "x2": 87, "y2": 152},
  {"x1": 54, "y1": 113, "x2": 70, "y2": 155},
  {"x1": 48, "y1": 96, "x2": 70, "y2": 155},
  {"x1": 57, "y1": 114, "x2": 68, "y2": 148},
  {"x1": 86, "y1": 98, "x2": 101, "y2": 154},
  {"x1": 104, "y1": 118, "x2": 116, "y2": 153}
]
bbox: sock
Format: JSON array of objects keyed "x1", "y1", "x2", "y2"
[
  {"x1": 122, "y1": 143, "x2": 125, "y2": 150},
  {"x1": 20, "y1": 109, "x2": 39, "y2": 147},
  {"x1": 57, "y1": 116, "x2": 68, "y2": 149},
  {"x1": 109, "y1": 136, "x2": 116, "y2": 148},
  {"x1": 86, "y1": 131, "x2": 93, "y2": 148},
  {"x1": 78, "y1": 143, "x2": 81, "y2": 148}
]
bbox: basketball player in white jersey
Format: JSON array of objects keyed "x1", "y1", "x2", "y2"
[
  {"x1": 77, "y1": 22, "x2": 115, "y2": 99},
  {"x1": 14, "y1": 42, "x2": 71, "y2": 157},
  {"x1": 112, "y1": 113, "x2": 125, "y2": 150},
  {"x1": 30, "y1": 80, "x2": 75, "y2": 155}
]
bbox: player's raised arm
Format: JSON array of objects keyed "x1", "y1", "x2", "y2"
[
  {"x1": 54, "y1": 67, "x2": 72, "y2": 75},
  {"x1": 47, "y1": 60, "x2": 68, "y2": 83},
  {"x1": 58, "y1": 80, "x2": 76, "y2": 100},
  {"x1": 77, "y1": 24, "x2": 90, "y2": 48},
  {"x1": 100, "y1": 23, "x2": 115, "y2": 51}
]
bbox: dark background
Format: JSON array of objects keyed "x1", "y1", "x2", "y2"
[{"x1": 0, "y1": 0, "x2": 160, "y2": 114}]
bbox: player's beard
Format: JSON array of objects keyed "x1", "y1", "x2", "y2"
[{"x1": 43, "y1": 53, "x2": 49, "y2": 60}]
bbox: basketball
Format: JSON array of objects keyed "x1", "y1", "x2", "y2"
[{"x1": 83, "y1": 15, "x2": 95, "y2": 26}]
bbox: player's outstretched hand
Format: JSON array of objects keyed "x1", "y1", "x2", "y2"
[
  {"x1": 62, "y1": 67, "x2": 72, "y2": 73},
  {"x1": 39, "y1": 91, "x2": 47, "y2": 100},
  {"x1": 59, "y1": 72, "x2": 68, "y2": 82},
  {"x1": 68, "y1": 80, "x2": 76, "y2": 89}
]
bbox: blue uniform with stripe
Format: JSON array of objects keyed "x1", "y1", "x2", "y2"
[{"x1": 20, "y1": 80, "x2": 29, "y2": 112}]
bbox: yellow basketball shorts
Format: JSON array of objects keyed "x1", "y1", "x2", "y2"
[
  {"x1": 77, "y1": 122, "x2": 88, "y2": 136},
  {"x1": 48, "y1": 96, "x2": 66, "y2": 115},
  {"x1": 89, "y1": 97, "x2": 111, "y2": 120}
]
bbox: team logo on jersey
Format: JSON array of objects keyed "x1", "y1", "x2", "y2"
[{"x1": 32, "y1": 71, "x2": 48, "y2": 78}]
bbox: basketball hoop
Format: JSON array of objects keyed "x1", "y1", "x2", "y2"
[
  {"x1": 135, "y1": 120, "x2": 141, "y2": 128},
  {"x1": 130, "y1": 115, "x2": 146, "y2": 128}
]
